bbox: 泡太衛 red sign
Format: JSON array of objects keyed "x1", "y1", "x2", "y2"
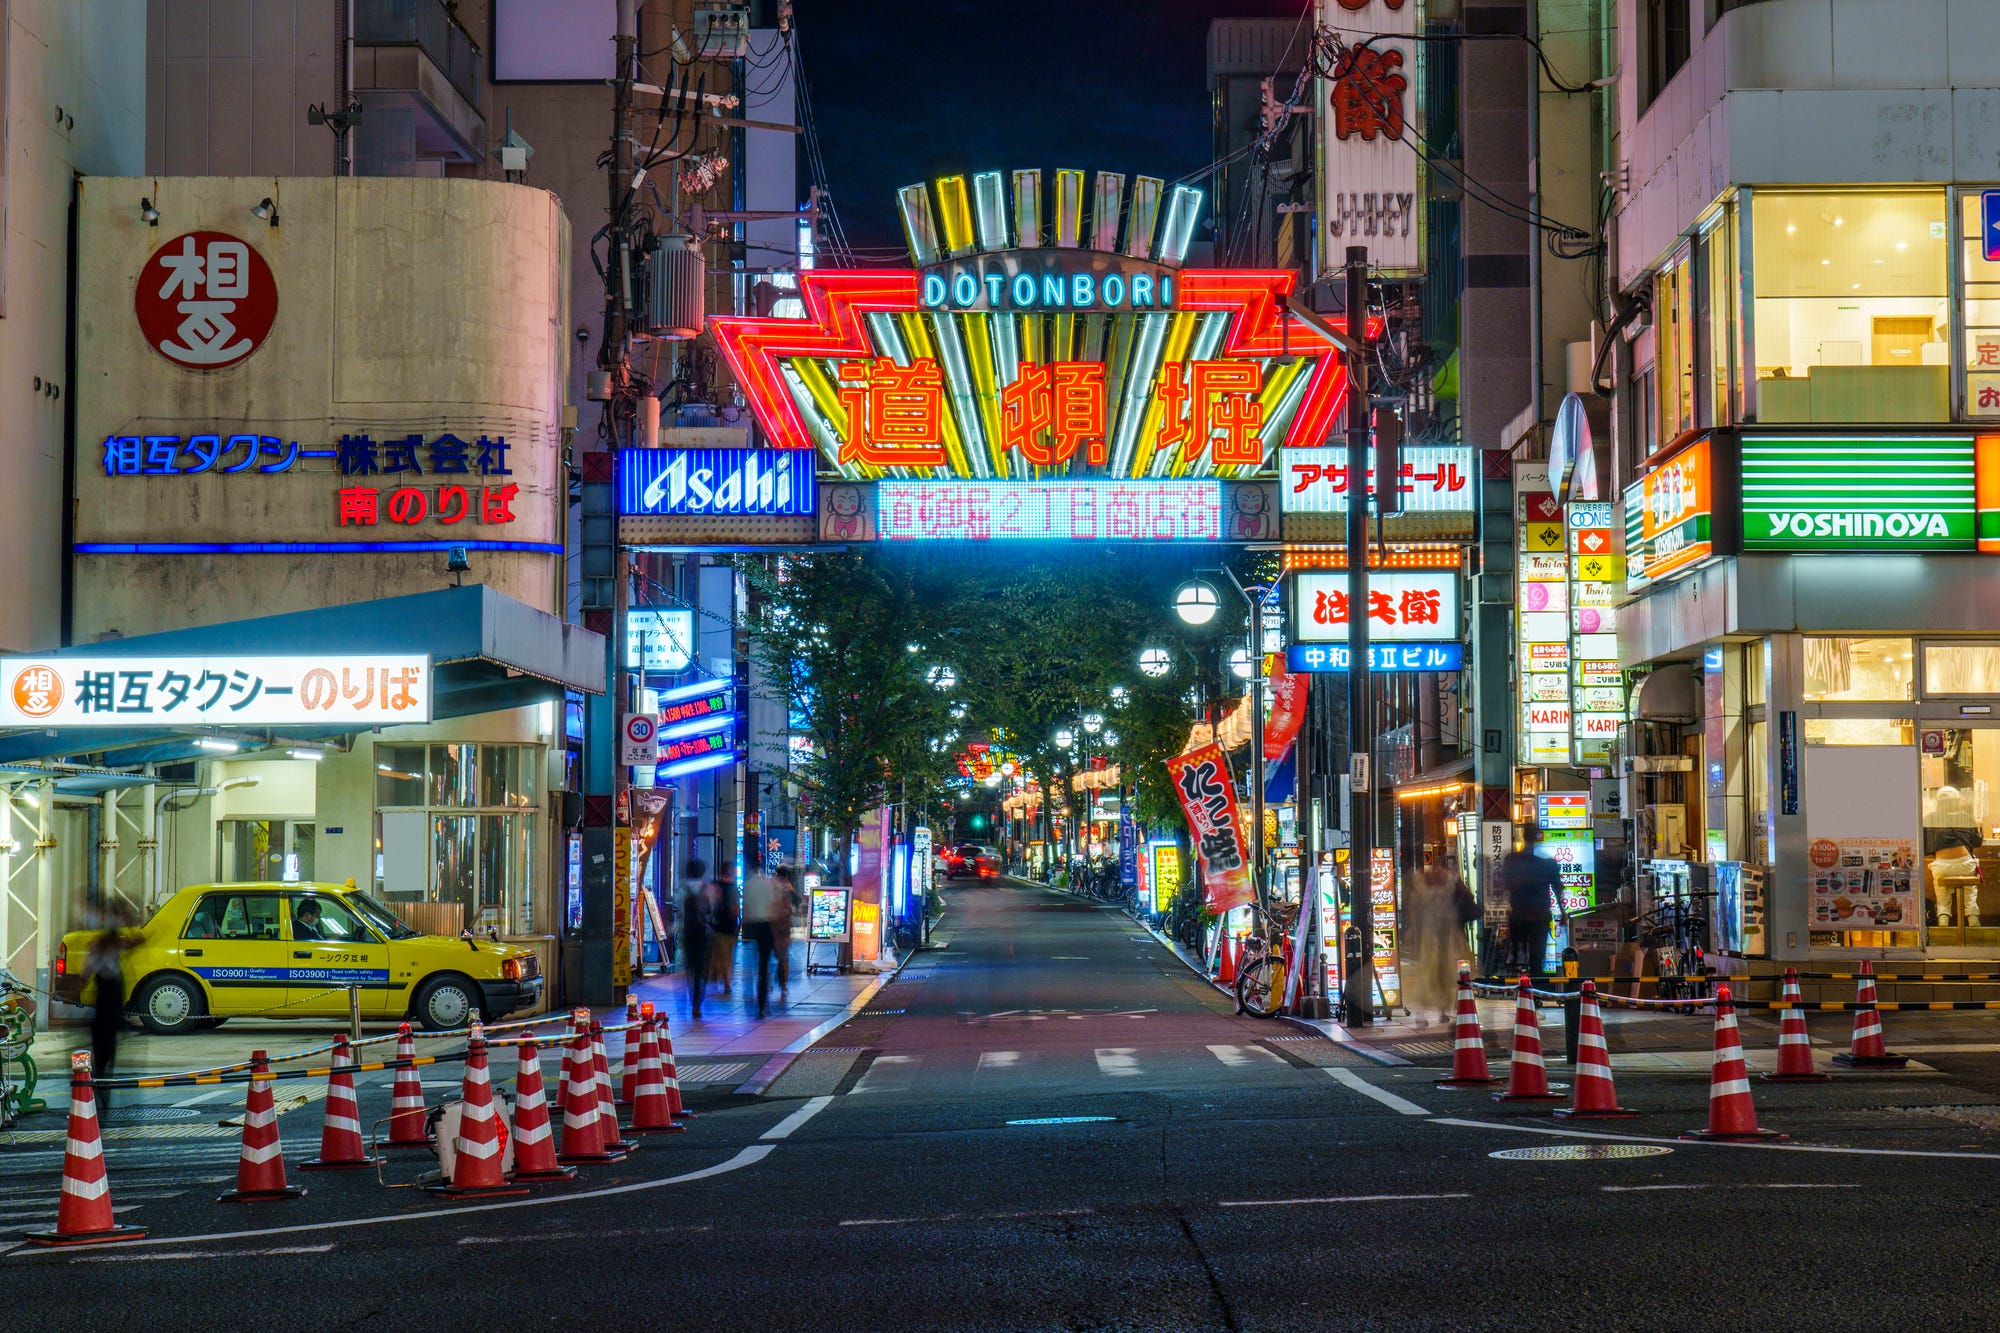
[
  {"x1": 1165, "y1": 742, "x2": 1255, "y2": 915},
  {"x1": 134, "y1": 231, "x2": 278, "y2": 371}
]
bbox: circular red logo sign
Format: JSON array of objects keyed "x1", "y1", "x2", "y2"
[{"x1": 133, "y1": 230, "x2": 278, "y2": 371}]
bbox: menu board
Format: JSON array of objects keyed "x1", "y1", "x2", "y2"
[
  {"x1": 808, "y1": 886, "x2": 852, "y2": 943},
  {"x1": 1807, "y1": 838, "x2": 1916, "y2": 931}
]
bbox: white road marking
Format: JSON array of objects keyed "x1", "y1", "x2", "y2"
[
  {"x1": 1207, "y1": 1044, "x2": 1284, "y2": 1068},
  {"x1": 170, "y1": 1088, "x2": 238, "y2": 1108},
  {"x1": 976, "y1": 1051, "x2": 1020, "y2": 1072},
  {"x1": 760, "y1": 1096, "x2": 834, "y2": 1141},
  {"x1": 1429, "y1": 1117, "x2": 2000, "y2": 1161},
  {"x1": 70, "y1": 1244, "x2": 336, "y2": 1263},
  {"x1": 1325, "y1": 1067, "x2": 1431, "y2": 1116},
  {"x1": 1602, "y1": 1183, "x2": 1861, "y2": 1193},
  {"x1": 1094, "y1": 1048, "x2": 1141, "y2": 1078},
  {"x1": 457, "y1": 1225, "x2": 710, "y2": 1245},
  {"x1": 1051, "y1": 956, "x2": 1091, "y2": 961},
  {"x1": 1218, "y1": 1193, "x2": 1471, "y2": 1208},
  {"x1": 849, "y1": 1056, "x2": 915, "y2": 1095},
  {"x1": 840, "y1": 1208, "x2": 1092, "y2": 1227}
]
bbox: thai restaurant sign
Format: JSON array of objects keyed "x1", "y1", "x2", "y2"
[
  {"x1": 1515, "y1": 463, "x2": 1569, "y2": 765},
  {"x1": 1623, "y1": 435, "x2": 1714, "y2": 593},
  {"x1": 1567, "y1": 502, "x2": 1623, "y2": 765}
]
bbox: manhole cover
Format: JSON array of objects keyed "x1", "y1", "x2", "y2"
[
  {"x1": 114, "y1": 1107, "x2": 204, "y2": 1123},
  {"x1": 1489, "y1": 1144, "x2": 1672, "y2": 1161}
]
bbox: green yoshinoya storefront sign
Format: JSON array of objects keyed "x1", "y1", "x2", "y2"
[{"x1": 1740, "y1": 434, "x2": 1987, "y2": 552}]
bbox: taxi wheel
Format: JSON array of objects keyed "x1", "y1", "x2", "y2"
[
  {"x1": 135, "y1": 974, "x2": 205, "y2": 1035},
  {"x1": 414, "y1": 975, "x2": 478, "y2": 1030}
]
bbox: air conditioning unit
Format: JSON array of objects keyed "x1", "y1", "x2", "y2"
[{"x1": 643, "y1": 236, "x2": 704, "y2": 340}]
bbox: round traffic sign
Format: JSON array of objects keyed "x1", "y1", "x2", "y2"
[{"x1": 625, "y1": 715, "x2": 656, "y2": 744}]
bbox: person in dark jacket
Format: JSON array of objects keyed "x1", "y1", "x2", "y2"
[
  {"x1": 679, "y1": 860, "x2": 710, "y2": 1021},
  {"x1": 1501, "y1": 826, "x2": 1567, "y2": 977}
]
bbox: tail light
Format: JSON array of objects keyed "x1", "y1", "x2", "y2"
[
  {"x1": 501, "y1": 957, "x2": 524, "y2": 981},
  {"x1": 54, "y1": 941, "x2": 66, "y2": 977}
]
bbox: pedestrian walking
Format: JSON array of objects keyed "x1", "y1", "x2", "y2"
[
  {"x1": 1403, "y1": 856, "x2": 1474, "y2": 1025},
  {"x1": 770, "y1": 865, "x2": 798, "y2": 1002},
  {"x1": 742, "y1": 867, "x2": 779, "y2": 1018},
  {"x1": 85, "y1": 902, "x2": 138, "y2": 1109},
  {"x1": 1501, "y1": 826, "x2": 1567, "y2": 978},
  {"x1": 679, "y1": 860, "x2": 710, "y2": 1021},
  {"x1": 705, "y1": 872, "x2": 739, "y2": 996}
]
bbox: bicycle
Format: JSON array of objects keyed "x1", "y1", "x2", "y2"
[
  {"x1": 1634, "y1": 894, "x2": 1715, "y2": 1014},
  {"x1": 1, "y1": 968, "x2": 44, "y2": 1128},
  {"x1": 1232, "y1": 901, "x2": 1300, "y2": 1019}
]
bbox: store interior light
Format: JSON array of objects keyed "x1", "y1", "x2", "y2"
[
  {"x1": 289, "y1": 748, "x2": 324, "y2": 761},
  {"x1": 16, "y1": 789, "x2": 38, "y2": 809},
  {"x1": 197, "y1": 738, "x2": 239, "y2": 753}
]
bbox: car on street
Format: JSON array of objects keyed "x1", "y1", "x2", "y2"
[
  {"x1": 946, "y1": 844, "x2": 1001, "y2": 879},
  {"x1": 52, "y1": 881, "x2": 543, "y2": 1034}
]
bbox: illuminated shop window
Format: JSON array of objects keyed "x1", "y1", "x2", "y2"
[
  {"x1": 1802, "y1": 637, "x2": 1914, "y2": 703},
  {"x1": 375, "y1": 743, "x2": 542, "y2": 935}
]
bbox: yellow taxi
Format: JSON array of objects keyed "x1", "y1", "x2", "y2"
[{"x1": 53, "y1": 881, "x2": 542, "y2": 1034}]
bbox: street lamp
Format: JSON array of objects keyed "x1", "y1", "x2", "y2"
[
  {"x1": 1173, "y1": 579, "x2": 1220, "y2": 627},
  {"x1": 1082, "y1": 712, "x2": 1104, "y2": 735},
  {"x1": 928, "y1": 665, "x2": 957, "y2": 691},
  {"x1": 1228, "y1": 647, "x2": 1252, "y2": 680},
  {"x1": 1109, "y1": 685, "x2": 1130, "y2": 706},
  {"x1": 1139, "y1": 647, "x2": 1171, "y2": 678},
  {"x1": 1103, "y1": 728, "x2": 1120, "y2": 746},
  {"x1": 1054, "y1": 728, "x2": 1075, "y2": 750}
]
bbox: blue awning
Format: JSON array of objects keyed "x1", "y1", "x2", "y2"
[{"x1": 0, "y1": 585, "x2": 604, "y2": 767}]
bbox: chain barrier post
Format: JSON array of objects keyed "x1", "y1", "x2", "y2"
[{"x1": 1561, "y1": 946, "x2": 1581, "y2": 1064}]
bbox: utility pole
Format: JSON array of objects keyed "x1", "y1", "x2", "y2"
[
  {"x1": 604, "y1": 0, "x2": 639, "y2": 381},
  {"x1": 1342, "y1": 245, "x2": 1374, "y2": 1027}
]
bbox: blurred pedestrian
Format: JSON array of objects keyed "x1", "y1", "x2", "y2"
[
  {"x1": 742, "y1": 867, "x2": 778, "y2": 1019},
  {"x1": 679, "y1": 860, "x2": 709, "y2": 1021},
  {"x1": 705, "y1": 871, "x2": 739, "y2": 996},
  {"x1": 770, "y1": 865, "x2": 798, "y2": 1002},
  {"x1": 1502, "y1": 826, "x2": 1566, "y2": 978},
  {"x1": 86, "y1": 902, "x2": 138, "y2": 1108},
  {"x1": 1403, "y1": 855, "x2": 1476, "y2": 1025}
]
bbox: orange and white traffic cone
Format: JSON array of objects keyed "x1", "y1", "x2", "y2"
[
  {"x1": 1831, "y1": 960, "x2": 1909, "y2": 1069},
  {"x1": 1762, "y1": 967, "x2": 1831, "y2": 1083},
  {"x1": 617, "y1": 999, "x2": 642, "y2": 1105},
  {"x1": 1436, "y1": 967, "x2": 1500, "y2": 1087},
  {"x1": 1493, "y1": 975, "x2": 1563, "y2": 1103},
  {"x1": 1554, "y1": 983, "x2": 1637, "y2": 1118},
  {"x1": 426, "y1": 1024, "x2": 526, "y2": 1197},
  {"x1": 508, "y1": 1038, "x2": 575, "y2": 1181},
  {"x1": 556, "y1": 1030, "x2": 621, "y2": 1163},
  {"x1": 22, "y1": 1052, "x2": 147, "y2": 1247},
  {"x1": 627, "y1": 1018, "x2": 685, "y2": 1134},
  {"x1": 1217, "y1": 934, "x2": 1238, "y2": 985},
  {"x1": 303, "y1": 1035, "x2": 378, "y2": 1169},
  {"x1": 220, "y1": 1050, "x2": 305, "y2": 1201},
  {"x1": 658, "y1": 1014, "x2": 694, "y2": 1120},
  {"x1": 385, "y1": 1022, "x2": 430, "y2": 1147},
  {"x1": 1683, "y1": 985, "x2": 1785, "y2": 1141},
  {"x1": 589, "y1": 1021, "x2": 635, "y2": 1154}
]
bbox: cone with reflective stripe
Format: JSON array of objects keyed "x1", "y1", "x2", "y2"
[
  {"x1": 1762, "y1": 967, "x2": 1831, "y2": 1083},
  {"x1": 1554, "y1": 983, "x2": 1637, "y2": 1118},
  {"x1": 1831, "y1": 959, "x2": 1909, "y2": 1069},
  {"x1": 617, "y1": 999, "x2": 641, "y2": 1105},
  {"x1": 627, "y1": 1018, "x2": 685, "y2": 1133},
  {"x1": 426, "y1": 1024, "x2": 526, "y2": 1197},
  {"x1": 658, "y1": 1014, "x2": 694, "y2": 1120},
  {"x1": 385, "y1": 1022, "x2": 430, "y2": 1147},
  {"x1": 1493, "y1": 975, "x2": 1563, "y2": 1102},
  {"x1": 303, "y1": 1035, "x2": 378, "y2": 1169},
  {"x1": 507, "y1": 1038, "x2": 575, "y2": 1181},
  {"x1": 589, "y1": 1021, "x2": 636, "y2": 1153},
  {"x1": 556, "y1": 1029, "x2": 623, "y2": 1163},
  {"x1": 1683, "y1": 985, "x2": 1786, "y2": 1141},
  {"x1": 23, "y1": 1052, "x2": 146, "y2": 1247},
  {"x1": 1436, "y1": 966, "x2": 1500, "y2": 1087},
  {"x1": 220, "y1": 1050, "x2": 305, "y2": 1201},
  {"x1": 1217, "y1": 934, "x2": 1238, "y2": 985}
]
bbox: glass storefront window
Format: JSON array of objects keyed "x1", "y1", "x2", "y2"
[
  {"x1": 375, "y1": 745, "x2": 425, "y2": 806},
  {"x1": 1959, "y1": 193, "x2": 2000, "y2": 418},
  {"x1": 1751, "y1": 190, "x2": 1949, "y2": 424},
  {"x1": 1804, "y1": 718, "x2": 1915, "y2": 747},
  {"x1": 1802, "y1": 637, "x2": 1914, "y2": 702},
  {"x1": 1925, "y1": 644, "x2": 2000, "y2": 695},
  {"x1": 429, "y1": 743, "x2": 480, "y2": 807},
  {"x1": 1747, "y1": 718, "x2": 1770, "y2": 865},
  {"x1": 1701, "y1": 206, "x2": 1739, "y2": 426},
  {"x1": 1744, "y1": 639, "x2": 1767, "y2": 708},
  {"x1": 375, "y1": 743, "x2": 543, "y2": 935},
  {"x1": 1920, "y1": 728, "x2": 2000, "y2": 946},
  {"x1": 1655, "y1": 251, "x2": 1696, "y2": 443}
]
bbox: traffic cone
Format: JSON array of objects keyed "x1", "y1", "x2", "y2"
[
  {"x1": 1831, "y1": 960, "x2": 1909, "y2": 1069},
  {"x1": 658, "y1": 1014, "x2": 694, "y2": 1120},
  {"x1": 426, "y1": 1024, "x2": 527, "y2": 1197},
  {"x1": 589, "y1": 1022, "x2": 636, "y2": 1154},
  {"x1": 385, "y1": 1022, "x2": 430, "y2": 1147},
  {"x1": 618, "y1": 999, "x2": 641, "y2": 1105},
  {"x1": 303, "y1": 1035, "x2": 378, "y2": 1169},
  {"x1": 1217, "y1": 934, "x2": 1238, "y2": 985},
  {"x1": 1683, "y1": 985, "x2": 1786, "y2": 1141},
  {"x1": 1493, "y1": 976, "x2": 1562, "y2": 1103},
  {"x1": 507, "y1": 1039, "x2": 575, "y2": 1181},
  {"x1": 23, "y1": 1052, "x2": 147, "y2": 1247},
  {"x1": 1554, "y1": 983, "x2": 1637, "y2": 1118},
  {"x1": 556, "y1": 1030, "x2": 622, "y2": 1163},
  {"x1": 627, "y1": 1019, "x2": 685, "y2": 1133},
  {"x1": 1436, "y1": 967, "x2": 1500, "y2": 1087},
  {"x1": 1762, "y1": 967, "x2": 1831, "y2": 1083},
  {"x1": 219, "y1": 1051, "x2": 305, "y2": 1201}
]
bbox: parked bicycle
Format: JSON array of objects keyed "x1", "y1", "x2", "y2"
[
  {"x1": 1634, "y1": 893, "x2": 1715, "y2": 1013},
  {"x1": 1, "y1": 968, "x2": 43, "y2": 1128},
  {"x1": 1232, "y1": 901, "x2": 1300, "y2": 1019}
]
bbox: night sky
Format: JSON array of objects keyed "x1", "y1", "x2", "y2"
[{"x1": 799, "y1": 0, "x2": 1311, "y2": 255}]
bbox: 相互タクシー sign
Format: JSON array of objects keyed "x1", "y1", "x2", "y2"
[{"x1": 0, "y1": 655, "x2": 431, "y2": 727}]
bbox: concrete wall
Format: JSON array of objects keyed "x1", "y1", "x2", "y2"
[
  {"x1": 71, "y1": 174, "x2": 570, "y2": 638},
  {"x1": 147, "y1": 0, "x2": 340, "y2": 177},
  {"x1": 0, "y1": 2, "x2": 146, "y2": 653}
]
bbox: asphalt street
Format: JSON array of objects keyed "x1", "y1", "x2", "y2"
[{"x1": 9, "y1": 879, "x2": 2000, "y2": 1331}]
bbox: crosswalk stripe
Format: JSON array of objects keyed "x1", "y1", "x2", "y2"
[
  {"x1": 1206, "y1": 1044, "x2": 1285, "y2": 1068},
  {"x1": 976, "y1": 1051, "x2": 1020, "y2": 1071},
  {"x1": 1093, "y1": 1049, "x2": 1140, "y2": 1078}
]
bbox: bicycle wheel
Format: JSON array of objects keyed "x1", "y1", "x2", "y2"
[{"x1": 1236, "y1": 954, "x2": 1281, "y2": 1019}]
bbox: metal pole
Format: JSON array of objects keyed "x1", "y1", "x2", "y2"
[
  {"x1": 1342, "y1": 245, "x2": 1374, "y2": 1027},
  {"x1": 348, "y1": 985, "x2": 362, "y2": 1043},
  {"x1": 1248, "y1": 593, "x2": 1266, "y2": 910}
]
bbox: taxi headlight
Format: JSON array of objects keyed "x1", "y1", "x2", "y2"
[{"x1": 502, "y1": 957, "x2": 524, "y2": 982}]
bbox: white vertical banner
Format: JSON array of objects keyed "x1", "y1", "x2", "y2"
[{"x1": 1317, "y1": 0, "x2": 1421, "y2": 273}]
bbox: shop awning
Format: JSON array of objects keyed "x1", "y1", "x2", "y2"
[{"x1": 0, "y1": 585, "x2": 604, "y2": 768}]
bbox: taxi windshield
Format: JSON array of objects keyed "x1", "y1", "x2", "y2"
[{"x1": 344, "y1": 890, "x2": 420, "y2": 941}]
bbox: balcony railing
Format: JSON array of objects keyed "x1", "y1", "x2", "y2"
[{"x1": 354, "y1": 0, "x2": 485, "y2": 109}]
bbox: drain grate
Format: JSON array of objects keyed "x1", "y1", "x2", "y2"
[
  {"x1": 113, "y1": 1107, "x2": 205, "y2": 1124},
  {"x1": 1489, "y1": 1144, "x2": 1672, "y2": 1161},
  {"x1": 810, "y1": 1046, "x2": 868, "y2": 1053},
  {"x1": 869, "y1": 1009, "x2": 906, "y2": 1016},
  {"x1": 1390, "y1": 1041, "x2": 1454, "y2": 1055}
]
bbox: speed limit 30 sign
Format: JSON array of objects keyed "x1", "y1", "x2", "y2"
[{"x1": 621, "y1": 713, "x2": 658, "y2": 766}]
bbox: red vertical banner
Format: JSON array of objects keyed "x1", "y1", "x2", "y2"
[
  {"x1": 1263, "y1": 664, "x2": 1308, "y2": 761},
  {"x1": 1165, "y1": 743, "x2": 1256, "y2": 915}
]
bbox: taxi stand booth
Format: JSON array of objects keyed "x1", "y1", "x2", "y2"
[{"x1": 0, "y1": 586, "x2": 604, "y2": 1024}]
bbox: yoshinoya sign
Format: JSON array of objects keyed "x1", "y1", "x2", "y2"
[
  {"x1": 0, "y1": 655, "x2": 431, "y2": 727},
  {"x1": 1291, "y1": 570, "x2": 1459, "y2": 643},
  {"x1": 617, "y1": 448, "x2": 817, "y2": 517},
  {"x1": 134, "y1": 231, "x2": 279, "y2": 370},
  {"x1": 1740, "y1": 434, "x2": 1985, "y2": 552}
]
